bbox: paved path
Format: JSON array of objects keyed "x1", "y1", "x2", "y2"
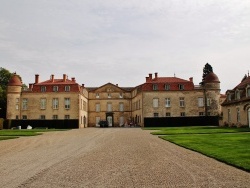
[{"x1": 0, "y1": 128, "x2": 249, "y2": 188}]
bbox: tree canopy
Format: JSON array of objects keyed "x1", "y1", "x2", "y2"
[{"x1": 200, "y1": 63, "x2": 213, "y2": 85}]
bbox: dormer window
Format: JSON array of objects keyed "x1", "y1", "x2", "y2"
[
  {"x1": 235, "y1": 90, "x2": 240, "y2": 100},
  {"x1": 41, "y1": 86, "x2": 46, "y2": 92},
  {"x1": 247, "y1": 87, "x2": 250, "y2": 97},
  {"x1": 179, "y1": 84, "x2": 184, "y2": 90},
  {"x1": 53, "y1": 86, "x2": 58, "y2": 92},
  {"x1": 165, "y1": 84, "x2": 170, "y2": 90},
  {"x1": 65, "y1": 86, "x2": 70, "y2": 92},
  {"x1": 227, "y1": 93, "x2": 231, "y2": 101},
  {"x1": 153, "y1": 84, "x2": 158, "y2": 90}
]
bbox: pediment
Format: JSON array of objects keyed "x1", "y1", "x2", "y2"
[{"x1": 93, "y1": 83, "x2": 124, "y2": 93}]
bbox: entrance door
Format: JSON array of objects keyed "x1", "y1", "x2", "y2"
[
  {"x1": 248, "y1": 109, "x2": 250, "y2": 128},
  {"x1": 107, "y1": 116, "x2": 112, "y2": 127}
]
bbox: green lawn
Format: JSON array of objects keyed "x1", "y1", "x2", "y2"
[
  {"x1": 0, "y1": 129, "x2": 69, "y2": 141},
  {"x1": 146, "y1": 126, "x2": 250, "y2": 172}
]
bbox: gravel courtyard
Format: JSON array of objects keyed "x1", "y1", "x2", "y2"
[{"x1": 0, "y1": 128, "x2": 249, "y2": 188}]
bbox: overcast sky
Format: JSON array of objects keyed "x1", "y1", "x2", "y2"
[{"x1": 1, "y1": 0, "x2": 250, "y2": 93}]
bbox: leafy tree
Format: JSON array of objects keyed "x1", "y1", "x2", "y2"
[{"x1": 200, "y1": 63, "x2": 213, "y2": 85}]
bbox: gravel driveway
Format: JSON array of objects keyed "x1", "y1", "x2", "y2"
[{"x1": 0, "y1": 128, "x2": 249, "y2": 188}]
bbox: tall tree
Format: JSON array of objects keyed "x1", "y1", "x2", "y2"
[{"x1": 200, "y1": 63, "x2": 213, "y2": 85}]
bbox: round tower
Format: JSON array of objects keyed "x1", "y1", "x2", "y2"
[
  {"x1": 7, "y1": 73, "x2": 22, "y2": 120},
  {"x1": 203, "y1": 72, "x2": 221, "y2": 116}
]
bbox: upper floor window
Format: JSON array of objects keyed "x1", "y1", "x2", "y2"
[
  {"x1": 107, "y1": 103, "x2": 112, "y2": 112},
  {"x1": 96, "y1": 103, "x2": 100, "y2": 112},
  {"x1": 153, "y1": 84, "x2": 158, "y2": 91},
  {"x1": 64, "y1": 98, "x2": 70, "y2": 109},
  {"x1": 207, "y1": 98, "x2": 211, "y2": 106},
  {"x1": 235, "y1": 90, "x2": 241, "y2": 100},
  {"x1": 237, "y1": 108, "x2": 240, "y2": 122},
  {"x1": 165, "y1": 98, "x2": 171, "y2": 107},
  {"x1": 16, "y1": 98, "x2": 19, "y2": 103},
  {"x1": 179, "y1": 97, "x2": 185, "y2": 107},
  {"x1": 53, "y1": 86, "x2": 58, "y2": 92},
  {"x1": 180, "y1": 112, "x2": 185, "y2": 116},
  {"x1": 247, "y1": 87, "x2": 250, "y2": 97},
  {"x1": 119, "y1": 93, "x2": 123, "y2": 98},
  {"x1": 65, "y1": 115, "x2": 70, "y2": 119},
  {"x1": 40, "y1": 98, "x2": 46, "y2": 109},
  {"x1": 96, "y1": 93, "x2": 100, "y2": 98},
  {"x1": 198, "y1": 97, "x2": 204, "y2": 107},
  {"x1": 199, "y1": 112, "x2": 204, "y2": 116},
  {"x1": 52, "y1": 98, "x2": 59, "y2": 109},
  {"x1": 119, "y1": 103, "x2": 124, "y2": 112},
  {"x1": 41, "y1": 86, "x2": 46, "y2": 92},
  {"x1": 153, "y1": 98, "x2": 159, "y2": 108},
  {"x1": 165, "y1": 84, "x2": 170, "y2": 90},
  {"x1": 65, "y1": 86, "x2": 70, "y2": 92},
  {"x1": 227, "y1": 94, "x2": 231, "y2": 101},
  {"x1": 22, "y1": 98, "x2": 28, "y2": 110},
  {"x1": 179, "y1": 84, "x2": 184, "y2": 90},
  {"x1": 108, "y1": 93, "x2": 111, "y2": 98}
]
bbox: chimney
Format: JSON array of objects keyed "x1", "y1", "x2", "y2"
[
  {"x1": 155, "y1": 72, "x2": 158, "y2": 79},
  {"x1": 51, "y1": 74, "x2": 54, "y2": 82},
  {"x1": 146, "y1": 77, "x2": 149, "y2": 82},
  {"x1": 149, "y1": 73, "x2": 152, "y2": 80},
  {"x1": 63, "y1": 74, "x2": 66, "y2": 82},
  {"x1": 71, "y1": 77, "x2": 75, "y2": 82},
  {"x1": 189, "y1": 77, "x2": 193, "y2": 82},
  {"x1": 116, "y1": 84, "x2": 118, "y2": 86},
  {"x1": 29, "y1": 84, "x2": 33, "y2": 90},
  {"x1": 35, "y1": 74, "x2": 39, "y2": 84},
  {"x1": 82, "y1": 84, "x2": 85, "y2": 88}
]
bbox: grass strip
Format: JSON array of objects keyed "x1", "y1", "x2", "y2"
[{"x1": 160, "y1": 133, "x2": 250, "y2": 172}]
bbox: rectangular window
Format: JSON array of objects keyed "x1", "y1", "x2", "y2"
[
  {"x1": 236, "y1": 90, "x2": 240, "y2": 100},
  {"x1": 40, "y1": 115, "x2": 46, "y2": 120},
  {"x1": 40, "y1": 98, "x2": 46, "y2": 109},
  {"x1": 16, "y1": 104, "x2": 19, "y2": 110},
  {"x1": 53, "y1": 86, "x2": 58, "y2": 92},
  {"x1": 22, "y1": 115, "x2": 27, "y2": 119},
  {"x1": 237, "y1": 108, "x2": 240, "y2": 122},
  {"x1": 199, "y1": 112, "x2": 204, "y2": 116},
  {"x1": 179, "y1": 84, "x2": 184, "y2": 90},
  {"x1": 16, "y1": 98, "x2": 19, "y2": 103},
  {"x1": 119, "y1": 103, "x2": 124, "y2": 112},
  {"x1": 153, "y1": 98, "x2": 159, "y2": 108},
  {"x1": 22, "y1": 98, "x2": 28, "y2": 110},
  {"x1": 96, "y1": 93, "x2": 99, "y2": 98},
  {"x1": 65, "y1": 98, "x2": 70, "y2": 109},
  {"x1": 227, "y1": 94, "x2": 231, "y2": 101},
  {"x1": 165, "y1": 98, "x2": 171, "y2": 107},
  {"x1": 165, "y1": 84, "x2": 170, "y2": 90},
  {"x1": 198, "y1": 97, "x2": 204, "y2": 107},
  {"x1": 65, "y1": 86, "x2": 70, "y2": 92},
  {"x1": 207, "y1": 98, "x2": 211, "y2": 106},
  {"x1": 53, "y1": 115, "x2": 58, "y2": 119},
  {"x1": 96, "y1": 103, "x2": 100, "y2": 112},
  {"x1": 108, "y1": 93, "x2": 111, "y2": 98},
  {"x1": 166, "y1": 112, "x2": 171, "y2": 117},
  {"x1": 153, "y1": 84, "x2": 158, "y2": 90},
  {"x1": 52, "y1": 98, "x2": 59, "y2": 109},
  {"x1": 119, "y1": 93, "x2": 123, "y2": 98},
  {"x1": 228, "y1": 109, "x2": 231, "y2": 123},
  {"x1": 247, "y1": 88, "x2": 250, "y2": 97},
  {"x1": 107, "y1": 103, "x2": 112, "y2": 112},
  {"x1": 41, "y1": 86, "x2": 46, "y2": 92},
  {"x1": 180, "y1": 112, "x2": 185, "y2": 116},
  {"x1": 65, "y1": 115, "x2": 70, "y2": 119},
  {"x1": 154, "y1": 113, "x2": 159, "y2": 117},
  {"x1": 179, "y1": 97, "x2": 185, "y2": 107}
]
